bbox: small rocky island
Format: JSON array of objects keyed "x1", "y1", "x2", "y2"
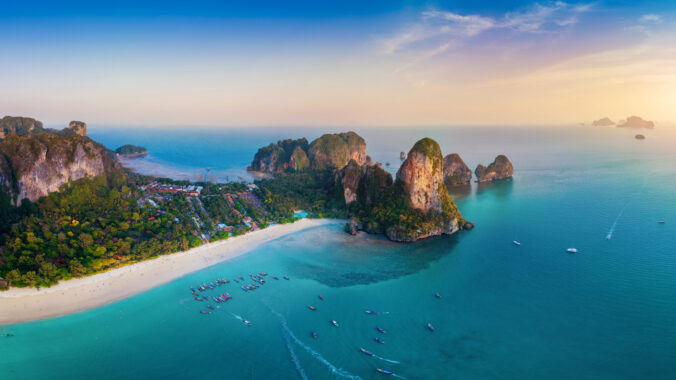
[
  {"x1": 475, "y1": 155, "x2": 513, "y2": 182},
  {"x1": 115, "y1": 144, "x2": 148, "y2": 158},
  {"x1": 635, "y1": 134, "x2": 646, "y2": 140},
  {"x1": 338, "y1": 137, "x2": 466, "y2": 242},
  {"x1": 617, "y1": 116, "x2": 654, "y2": 129},
  {"x1": 443, "y1": 153, "x2": 472, "y2": 186},
  {"x1": 592, "y1": 117, "x2": 615, "y2": 126}
]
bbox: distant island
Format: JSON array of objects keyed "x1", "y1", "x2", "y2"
[
  {"x1": 590, "y1": 115, "x2": 655, "y2": 129},
  {"x1": 475, "y1": 155, "x2": 514, "y2": 182},
  {"x1": 635, "y1": 134, "x2": 646, "y2": 140},
  {"x1": 617, "y1": 116, "x2": 654, "y2": 129},
  {"x1": 115, "y1": 144, "x2": 148, "y2": 157},
  {"x1": 592, "y1": 117, "x2": 615, "y2": 126}
]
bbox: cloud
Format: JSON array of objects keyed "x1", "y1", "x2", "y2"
[
  {"x1": 503, "y1": 2, "x2": 567, "y2": 32},
  {"x1": 421, "y1": 10, "x2": 496, "y2": 36},
  {"x1": 380, "y1": 1, "x2": 595, "y2": 55},
  {"x1": 640, "y1": 14, "x2": 662, "y2": 23},
  {"x1": 555, "y1": 17, "x2": 579, "y2": 26}
]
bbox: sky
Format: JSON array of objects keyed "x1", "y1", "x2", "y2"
[{"x1": 1, "y1": 0, "x2": 675, "y2": 127}]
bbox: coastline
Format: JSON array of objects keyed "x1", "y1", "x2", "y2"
[{"x1": 0, "y1": 218, "x2": 339, "y2": 325}]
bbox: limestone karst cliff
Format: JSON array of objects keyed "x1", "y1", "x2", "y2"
[
  {"x1": 247, "y1": 138, "x2": 310, "y2": 174},
  {"x1": 249, "y1": 132, "x2": 366, "y2": 174},
  {"x1": 335, "y1": 137, "x2": 465, "y2": 242},
  {"x1": 0, "y1": 133, "x2": 118, "y2": 204},
  {"x1": 308, "y1": 132, "x2": 366, "y2": 170},
  {"x1": 0, "y1": 116, "x2": 88, "y2": 139},
  {"x1": 396, "y1": 138, "x2": 447, "y2": 213},
  {"x1": 475, "y1": 155, "x2": 513, "y2": 182},
  {"x1": 443, "y1": 153, "x2": 472, "y2": 186}
]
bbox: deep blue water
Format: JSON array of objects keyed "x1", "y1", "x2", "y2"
[{"x1": 2, "y1": 125, "x2": 676, "y2": 379}]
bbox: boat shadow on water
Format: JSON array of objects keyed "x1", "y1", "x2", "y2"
[{"x1": 274, "y1": 224, "x2": 465, "y2": 288}]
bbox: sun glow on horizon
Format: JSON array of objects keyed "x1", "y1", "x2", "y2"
[{"x1": 1, "y1": 1, "x2": 675, "y2": 127}]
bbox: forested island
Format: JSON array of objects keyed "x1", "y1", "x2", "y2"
[{"x1": 115, "y1": 144, "x2": 148, "y2": 157}]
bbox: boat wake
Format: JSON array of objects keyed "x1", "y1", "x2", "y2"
[
  {"x1": 606, "y1": 203, "x2": 629, "y2": 240},
  {"x1": 281, "y1": 325, "x2": 309, "y2": 380},
  {"x1": 267, "y1": 306, "x2": 362, "y2": 380},
  {"x1": 373, "y1": 354, "x2": 400, "y2": 364}
]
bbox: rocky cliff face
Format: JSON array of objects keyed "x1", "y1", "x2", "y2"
[
  {"x1": 592, "y1": 117, "x2": 615, "y2": 126},
  {"x1": 475, "y1": 155, "x2": 513, "y2": 182},
  {"x1": 249, "y1": 132, "x2": 367, "y2": 174},
  {"x1": 360, "y1": 164, "x2": 393, "y2": 206},
  {"x1": 0, "y1": 116, "x2": 44, "y2": 139},
  {"x1": 0, "y1": 116, "x2": 87, "y2": 139},
  {"x1": 396, "y1": 138, "x2": 447, "y2": 213},
  {"x1": 288, "y1": 145, "x2": 310, "y2": 171},
  {"x1": 68, "y1": 121, "x2": 87, "y2": 136},
  {"x1": 338, "y1": 159, "x2": 363, "y2": 204},
  {"x1": 443, "y1": 153, "x2": 472, "y2": 186},
  {"x1": 384, "y1": 138, "x2": 462, "y2": 242},
  {"x1": 308, "y1": 132, "x2": 366, "y2": 170},
  {"x1": 248, "y1": 138, "x2": 310, "y2": 174},
  {"x1": 0, "y1": 133, "x2": 115, "y2": 204},
  {"x1": 617, "y1": 116, "x2": 654, "y2": 129}
]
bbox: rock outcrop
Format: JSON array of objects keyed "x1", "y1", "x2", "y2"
[
  {"x1": 0, "y1": 116, "x2": 88, "y2": 139},
  {"x1": 475, "y1": 155, "x2": 513, "y2": 182},
  {"x1": 396, "y1": 138, "x2": 447, "y2": 213},
  {"x1": 443, "y1": 153, "x2": 472, "y2": 186},
  {"x1": 359, "y1": 164, "x2": 393, "y2": 206},
  {"x1": 248, "y1": 138, "x2": 310, "y2": 174},
  {"x1": 338, "y1": 159, "x2": 363, "y2": 204},
  {"x1": 385, "y1": 138, "x2": 463, "y2": 242},
  {"x1": 68, "y1": 121, "x2": 87, "y2": 137},
  {"x1": 617, "y1": 116, "x2": 654, "y2": 129},
  {"x1": 308, "y1": 132, "x2": 366, "y2": 170},
  {"x1": 249, "y1": 132, "x2": 367, "y2": 175},
  {"x1": 0, "y1": 116, "x2": 44, "y2": 139},
  {"x1": 0, "y1": 133, "x2": 116, "y2": 204},
  {"x1": 592, "y1": 117, "x2": 615, "y2": 126}
]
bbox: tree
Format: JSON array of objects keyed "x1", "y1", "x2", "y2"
[
  {"x1": 93, "y1": 245, "x2": 107, "y2": 257},
  {"x1": 68, "y1": 260, "x2": 87, "y2": 277},
  {"x1": 22, "y1": 271, "x2": 39, "y2": 288},
  {"x1": 5, "y1": 269, "x2": 20, "y2": 286},
  {"x1": 79, "y1": 233, "x2": 94, "y2": 249},
  {"x1": 38, "y1": 262, "x2": 59, "y2": 284}
]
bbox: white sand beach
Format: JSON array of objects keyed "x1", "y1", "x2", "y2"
[{"x1": 0, "y1": 218, "x2": 338, "y2": 325}]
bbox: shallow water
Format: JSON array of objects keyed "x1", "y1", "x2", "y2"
[{"x1": 3, "y1": 125, "x2": 676, "y2": 379}]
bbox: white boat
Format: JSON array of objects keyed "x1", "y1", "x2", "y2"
[
  {"x1": 513, "y1": 240, "x2": 521, "y2": 246},
  {"x1": 567, "y1": 248, "x2": 578, "y2": 253}
]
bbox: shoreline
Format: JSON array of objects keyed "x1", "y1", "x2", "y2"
[{"x1": 0, "y1": 218, "x2": 339, "y2": 325}]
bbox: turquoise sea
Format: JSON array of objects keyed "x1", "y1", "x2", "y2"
[{"x1": 2, "y1": 125, "x2": 676, "y2": 379}]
